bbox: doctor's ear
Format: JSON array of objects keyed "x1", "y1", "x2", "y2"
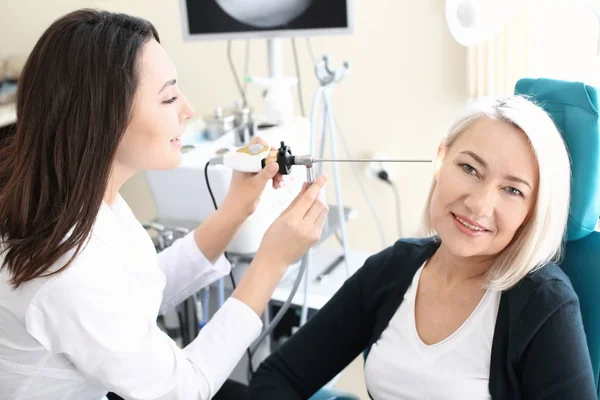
[{"x1": 434, "y1": 144, "x2": 447, "y2": 180}]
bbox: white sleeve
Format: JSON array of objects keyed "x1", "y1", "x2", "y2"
[
  {"x1": 25, "y1": 267, "x2": 262, "y2": 400},
  {"x1": 157, "y1": 230, "x2": 231, "y2": 315}
]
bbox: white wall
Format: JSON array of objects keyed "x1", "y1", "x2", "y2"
[{"x1": 0, "y1": 0, "x2": 467, "y2": 250}]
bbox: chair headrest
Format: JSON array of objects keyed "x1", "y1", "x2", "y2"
[{"x1": 515, "y1": 78, "x2": 600, "y2": 241}]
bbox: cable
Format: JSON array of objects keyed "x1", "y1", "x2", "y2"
[
  {"x1": 204, "y1": 161, "x2": 311, "y2": 380},
  {"x1": 377, "y1": 170, "x2": 403, "y2": 239},
  {"x1": 390, "y1": 181, "x2": 403, "y2": 238},
  {"x1": 334, "y1": 117, "x2": 388, "y2": 248},
  {"x1": 204, "y1": 161, "x2": 254, "y2": 379},
  {"x1": 242, "y1": 40, "x2": 250, "y2": 95},
  {"x1": 291, "y1": 37, "x2": 306, "y2": 117},
  {"x1": 306, "y1": 37, "x2": 317, "y2": 65},
  {"x1": 334, "y1": 232, "x2": 344, "y2": 246},
  {"x1": 299, "y1": 252, "x2": 310, "y2": 326},
  {"x1": 249, "y1": 253, "x2": 310, "y2": 354},
  {"x1": 227, "y1": 40, "x2": 248, "y2": 106}
]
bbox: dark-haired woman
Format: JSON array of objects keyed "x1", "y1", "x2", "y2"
[{"x1": 0, "y1": 9, "x2": 328, "y2": 400}]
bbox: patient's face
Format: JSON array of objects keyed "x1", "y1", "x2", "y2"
[
  {"x1": 115, "y1": 39, "x2": 195, "y2": 173},
  {"x1": 429, "y1": 117, "x2": 539, "y2": 259}
]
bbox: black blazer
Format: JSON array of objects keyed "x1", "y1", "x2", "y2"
[{"x1": 249, "y1": 237, "x2": 596, "y2": 399}]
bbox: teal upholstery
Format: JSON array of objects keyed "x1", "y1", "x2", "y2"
[
  {"x1": 308, "y1": 388, "x2": 360, "y2": 400},
  {"x1": 313, "y1": 78, "x2": 600, "y2": 399},
  {"x1": 516, "y1": 78, "x2": 600, "y2": 394},
  {"x1": 515, "y1": 78, "x2": 600, "y2": 241}
]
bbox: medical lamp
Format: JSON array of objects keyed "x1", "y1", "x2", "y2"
[{"x1": 446, "y1": 0, "x2": 600, "y2": 54}]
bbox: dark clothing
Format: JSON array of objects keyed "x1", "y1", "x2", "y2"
[
  {"x1": 107, "y1": 379, "x2": 247, "y2": 400},
  {"x1": 249, "y1": 238, "x2": 596, "y2": 399}
]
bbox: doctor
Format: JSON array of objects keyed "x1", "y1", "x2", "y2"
[{"x1": 0, "y1": 9, "x2": 328, "y2": 400}]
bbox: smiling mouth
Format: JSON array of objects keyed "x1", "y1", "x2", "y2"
[
  {"x1": 170, "y1": 137, "x2": 181, "y2": 143},
  {"x1": 452, "y1": 213, "x2": 489, "y2": 232}
]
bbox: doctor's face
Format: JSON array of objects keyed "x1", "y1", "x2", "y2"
[
  {"x1": 429, "y1": 117, "x2": 539, "y2": 259},
  {"x1": 115, "y1": 39, "x2": 195, "y2": 172}
]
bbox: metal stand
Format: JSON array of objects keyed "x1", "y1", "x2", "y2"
[
  {"x1": 299, "y1": 55, "x2": 351, "y2": 326},
  {"x1": 310, "y1": 55, "x2": 351, "y2": 279}
]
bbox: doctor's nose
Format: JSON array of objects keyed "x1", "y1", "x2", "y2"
[{"x1": 179, "y1": 93, "x2": 195, "y2": 122}]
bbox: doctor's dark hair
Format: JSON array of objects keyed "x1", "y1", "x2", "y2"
[{"x1": 0, "y1": 9, "x2": 159, "y2": 288}]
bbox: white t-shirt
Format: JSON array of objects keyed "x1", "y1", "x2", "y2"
[
  {"x1": 364, "y1": 263, "x2": 501, "y2": 400},
  {"x1": 0, "y1": 194, "x2": 261, "y2": 400}
]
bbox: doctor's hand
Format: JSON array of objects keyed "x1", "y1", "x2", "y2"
[
  {"x1": 231, "y1": 175, "x2": 328, "y2": 316},
  {"x1": 222, "y1": 137, "x2": 285, "y2": 218},
  {"x1": 256, "y1": 175, "x2": 329, "y2": 267}
]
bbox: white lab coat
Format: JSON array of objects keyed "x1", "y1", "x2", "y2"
[{"x1": 0, "y1": 194, "x2": 262, "y2": 400}]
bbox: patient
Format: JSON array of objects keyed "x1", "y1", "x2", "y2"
[{"x1": 248, "y1": 96, "x2": 596, "y2": 399}]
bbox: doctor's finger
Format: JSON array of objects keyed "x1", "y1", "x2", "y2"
[
  {"x1": 288, "y1": 176, "x2": 328, "y2": 219},
  {"x1": 304, "y1": 196, "x2": 329, "y2": 224},
  {"x1": 314, "y1": 205, "x2": 328, "y2": 228},
  {"x1": 273, "y1": 174, "x2": 284, "y2": 189},
  {"x1": 282, "y1": 182, "x2": 308, "y2": 214},
  {"x1": 248, "y1": 136, "x2": 269, "y2": 146}
]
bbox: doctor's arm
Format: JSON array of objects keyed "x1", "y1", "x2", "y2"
[
  {"x1": 24, "y1": 178, "x2": 328, "y2": 400},
  {"x1": 157, "y1": 158, "x2": 282, "y2": 314},
  {"x1": 25, "y1": 264, "x2": 261, "y2": 400},
  {"x1": 193, "y1": 159, "x2": 284, "y2": 263},
  {"x1": 158, "y1": 173, "x2": 326, "y2": 318}
]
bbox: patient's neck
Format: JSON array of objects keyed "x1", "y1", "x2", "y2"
[{"x1": 427, "y1": 243, "x2": 494, "y2": 288}]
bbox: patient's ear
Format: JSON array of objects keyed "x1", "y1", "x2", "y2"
[{"x1": 434, "y1": 144, "x2": 446, "y2": 180}]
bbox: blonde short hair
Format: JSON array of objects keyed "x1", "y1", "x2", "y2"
[{"x1": 422, "y1": 96, "x2": 571, "y2": 291}]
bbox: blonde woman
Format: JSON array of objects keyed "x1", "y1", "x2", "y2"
[{"x1": 248, "y1": 96, "x2": 596, "y2": 399}]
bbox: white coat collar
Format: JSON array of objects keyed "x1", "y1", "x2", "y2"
[
  {"x1": 91, "y1": 194, "x2": 160, "y2": 274},
  {"x1": 92, "y1": 194, "x2": 140, "y2": 246}
]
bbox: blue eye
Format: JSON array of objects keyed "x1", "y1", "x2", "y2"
[
  {"x1": 461, "y1": 164, "x2": 477, "y2": 175},
  {"x1": 163, "y1": 97, "x2": 178, "y2": 104},
  {"x1": 505, "y1": 187, "x2": 523, "y2": 197}
]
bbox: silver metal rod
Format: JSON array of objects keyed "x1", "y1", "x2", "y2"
[
  {"x1": 313, "y1": 159, "x2": 432, "y2": 163},
  {"x1": 306, "y1": 166, "x2": 315, "y2": 184}
]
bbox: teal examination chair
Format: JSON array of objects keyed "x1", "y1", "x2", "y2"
[
  {"x1": 312, "y1": 78, "x2": 600, "y2": 399},
  {"x1": 515, "y1": 78, "x2": 600, "y2": 396}
]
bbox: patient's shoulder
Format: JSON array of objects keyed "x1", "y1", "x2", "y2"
[
  {"x1": 357, "y1": 236, "x2": 439, "y2": 284},
  {"x1": 507, "y1": 262, "x2": 578, "y2": 314},
  {"x1": 509, "y1": 262, "x2": 575, "y2": 299},
  {"x1": 393, "y1": 236, "x2": 440, "y2": 248},
  {"x1": 525, "y1": 262, "x2": 574, "y2": 289}
]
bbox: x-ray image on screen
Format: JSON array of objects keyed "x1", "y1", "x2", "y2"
[
  {"x1": 181, "y1": 0, "x2": 352, "y2": 39},
  {"x1": 216, "y1": 0, "x2": 314, "y2": 28}
]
